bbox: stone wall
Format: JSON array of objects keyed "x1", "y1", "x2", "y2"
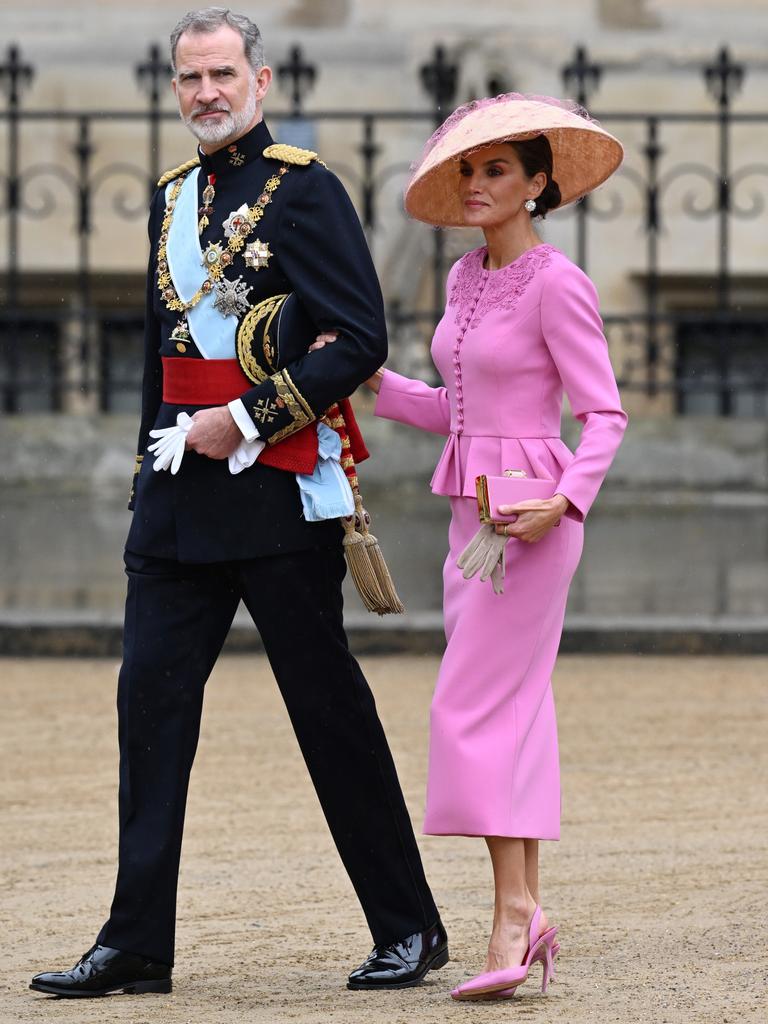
[{"x1": 2, "y1": 408, "x2": 767, "y2": 494}]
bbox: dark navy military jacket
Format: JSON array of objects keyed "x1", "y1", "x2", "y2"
[{"x1": 127, "y1": 119, "x2": 386, "y2": 563}]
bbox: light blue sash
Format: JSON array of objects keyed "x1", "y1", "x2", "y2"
[
  {"x1": 296, "y1": 423, "x2": 355, "y2": 521},
  {"x1": 165, "y1": 169, "x2": 237, "y2": 359}
]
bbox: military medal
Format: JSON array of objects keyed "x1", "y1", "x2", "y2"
[
  {"x1": 244, "y1": 239, "x2": 272, "y2": 271},
  {"x1": 201, "y1": 240, "x2": 233, "y2": 280},
  {"x1": 222, "y1": 203, "x2": 250, "y2": 238},
  {"x1": 198, "y1": 173, "x2": 216, "y2": 234},
  {"x1": 170, "y1": 318, "x2": 192, "y2": 353},
  {"x1": 213, "y1": 275, "x2": 253, "y2": 317},
  {"x1": 157, "y1": 163, "x2": 289, "y2": 314}
]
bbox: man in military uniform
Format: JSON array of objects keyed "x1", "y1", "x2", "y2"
[{"x1": 30, "y1": 7, "x2": 447, "y2": 998}]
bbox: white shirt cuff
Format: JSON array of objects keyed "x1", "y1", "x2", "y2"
[{"x1": 228, "y1": 398, "x2": 260, "y2": 442}]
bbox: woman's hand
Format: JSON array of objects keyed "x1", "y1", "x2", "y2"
[
  {"x1": 364, "y1": 368, "x2": 384, "y2": 394},
  {"x1": 307, "y1": 331, "x2": 383, "y2": 393},
  {"x1": 493, "y1": 494, "x2": 570, "y2": 544},
  {"x1": 308, "y1": 331, "x2": 338, "y2": 352}
]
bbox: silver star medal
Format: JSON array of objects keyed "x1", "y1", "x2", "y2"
[
  {"x1": 213, "y1": 275, "x2": 252, "y2": 317},
  {"x1": 244, "y1": 239, "x2": 272, "y2": 271}
]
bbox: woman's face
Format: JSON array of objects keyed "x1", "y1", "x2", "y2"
[{"x1": 458, "y1": 143, "x2": 545, "y2": 229}]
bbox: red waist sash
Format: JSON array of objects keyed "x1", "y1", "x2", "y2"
[
  {"x1": 161, "y1": 357, "x2": 368, "y2": 475},
  {"x1": 162, "y1": 356, "x2": 250, "y2": 405}
]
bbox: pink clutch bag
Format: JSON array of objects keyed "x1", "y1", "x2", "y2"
[{"x1": 476, "y1": 471, "x2": 556, "y2": 523}]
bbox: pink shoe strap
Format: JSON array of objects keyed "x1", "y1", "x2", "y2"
[{"x1": 528, "y1": 905, "x2": 543, "y2": 949}]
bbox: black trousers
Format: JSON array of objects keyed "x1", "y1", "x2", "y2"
[{"x1": 96, "y1": 545, "x2": 438, "y2": 966}]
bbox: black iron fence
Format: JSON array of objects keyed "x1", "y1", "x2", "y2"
[{"x1": 1, "y1": 42, "x2": 766, "y2": 415}]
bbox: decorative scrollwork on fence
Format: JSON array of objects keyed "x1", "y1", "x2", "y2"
[
  {"x1": 728, "y1": 163, "x2": 768, "y2": 219},
  {"x1": 19, "y1": 163, "x2": 80, "y2": 220},
  {"x1": 656, "y1": 162, "x2": 722, "y2": 220},
  {"x1": 89, "y1": 162, "x2": 148, "y2": 220}
]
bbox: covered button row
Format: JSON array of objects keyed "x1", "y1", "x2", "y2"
[{"x1": 452, "y1": 286, "x2": 484, "y2": 431}]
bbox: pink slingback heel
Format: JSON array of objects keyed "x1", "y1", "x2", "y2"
[
  {"x1": 493, "y1": 937, "x2": 560, "y2": 999},
  {"x1": 450, "y1": 906, "x2": 558, "y2": 1001}
]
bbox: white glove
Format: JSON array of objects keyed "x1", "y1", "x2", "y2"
[
  {"x1": 456, "y1": 523, "x2": 508, "y2": 595},
  {"x1": 227, "y1": 437, "x2": 265, "y2": 475},
  {"x1": 148, "y1": 412, "x2": 193, "y2": 474},
  {"x1": 148, "y1": 411, "x2": 265, "y2": 476}
]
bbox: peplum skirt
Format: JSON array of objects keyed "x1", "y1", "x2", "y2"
[{"x1": 423, "y1": 494, "x2": 583, "y2": 840}]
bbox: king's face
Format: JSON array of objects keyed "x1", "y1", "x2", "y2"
[{"x1": 172, "y1": 25, "x2": 271, "y2": 152}]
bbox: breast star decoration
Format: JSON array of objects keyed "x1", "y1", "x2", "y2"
[
  {"x1": 222, "y1": 204, "x2": 250, "y2": 238},
  {"x1": 244, "y1": 239, "x2": 272, "y2": 271},
  {"x1": 213, "y1": 275, "x2": 253, "y2": 318},
  {"x1": 202, "y1": 241, "x2": 231, "y2": 279}
]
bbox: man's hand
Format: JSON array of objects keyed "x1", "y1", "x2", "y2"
[
  {"x1": 185, "y1": 406, "x2": 243, "y2": 459},
  {"x1": 493, "y1": 494, "x2": 571, "y2": 544}
]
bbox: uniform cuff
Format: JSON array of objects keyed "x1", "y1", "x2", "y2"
[
  {"x1": 129, "y1": 454, "x2": 144, "y2": 508},
  {"x1": 228, "y1": 399, "x2": 261, "y2": 442}
]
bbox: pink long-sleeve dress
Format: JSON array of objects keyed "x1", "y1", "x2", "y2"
[{"x1": 375, "y1": 243, "x2": 627, "y2": 839}]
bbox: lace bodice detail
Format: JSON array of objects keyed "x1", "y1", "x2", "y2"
[{"x1": 449, "y1": 244, "x2": 556, "y2": 328}]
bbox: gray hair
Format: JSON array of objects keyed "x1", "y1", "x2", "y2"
[{"x1": 170, "y1": 7, "x2": 265, "y2": 71}]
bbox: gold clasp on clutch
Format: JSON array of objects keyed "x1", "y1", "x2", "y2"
[{"x1": 503, "y1": 469, "x2": 528, "y2": 478}]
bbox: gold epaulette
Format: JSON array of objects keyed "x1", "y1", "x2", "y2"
[
  {"x1": 263, "y1": 143, "x2": 326, "y2": 167},
  {"x1": 156, "y1": 157, "x2": 201, "y2": 188}
]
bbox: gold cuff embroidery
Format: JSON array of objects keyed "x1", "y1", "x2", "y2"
[
  {"x1": 130, "y1": 454, "x2": 144, "y2": 502},
  {"x1": 281, "y1": 367, "x2": 314, "y2": 419},
  {"x1": 268, "y1": 370, "x2": 314, "y2": 443},
  {"x1": 253, "y1": 398, "x2": 279, "y2": 425}
]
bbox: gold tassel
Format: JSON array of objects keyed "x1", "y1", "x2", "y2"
[
  {"x1": 325, "y1": 400, "x2": 405, "y2": 616},
  {"x1": 353, "y1": 493, "x2": 406, "y2": 616},
  {"x1": 341, "y1": 512, "x2": 387, "y2": 613}
]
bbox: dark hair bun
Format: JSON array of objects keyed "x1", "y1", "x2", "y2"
[{"x1": 535, "y1": 177, "x2": 562, "y2": 219}]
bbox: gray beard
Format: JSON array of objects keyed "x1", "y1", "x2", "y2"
[{"x1": 183, "y1": 89, "x2": 258, "y2": 148}]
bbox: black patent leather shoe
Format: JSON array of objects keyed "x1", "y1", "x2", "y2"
[
  {"x1": 347, "y1": 920, "x2": 449, "y2": 989},
  {"x1": 29, "y1": 944, "x2": 171, "y2": 998}
]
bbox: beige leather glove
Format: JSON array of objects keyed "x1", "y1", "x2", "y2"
[{"x1": 456, "y1": 523, "x2": 508, "y2": 595}]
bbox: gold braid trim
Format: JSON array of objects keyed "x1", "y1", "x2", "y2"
[
  {"x1": 268, "y1": 370, "x2": 314, "y2": 443},
  {"x1": 236, "y1": 295, "x2": 288, "y2": 384},
  {"x1": 157, "y1": 157, "x2": 201, "y2": 188},
  {"x1": 281, "y1": 368, "x2": 314, "y2": 419},
  {"x1": 263, "y1": 143, "x2": 319, "y2": 166}
]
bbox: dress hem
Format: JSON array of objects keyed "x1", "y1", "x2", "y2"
[{"x1": 423, "y1": 829, "x2": 560, "y2": 841}]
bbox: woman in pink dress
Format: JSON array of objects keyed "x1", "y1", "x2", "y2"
[{"x1": 314, "y1": 95, "x2": 626, "y2": 999}]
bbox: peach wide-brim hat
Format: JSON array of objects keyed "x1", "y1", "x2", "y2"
[{"x1": 405, "y1": 92, "x2": 624, "y2": 227}]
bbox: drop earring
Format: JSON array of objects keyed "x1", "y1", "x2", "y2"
[{"x1": 524, "y1": 198, "x2": 537, "y2": 213}]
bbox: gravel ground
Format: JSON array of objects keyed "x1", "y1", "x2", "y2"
[{"x1": 1, "y1": 654, "x2": 766, "y2": 1023}]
